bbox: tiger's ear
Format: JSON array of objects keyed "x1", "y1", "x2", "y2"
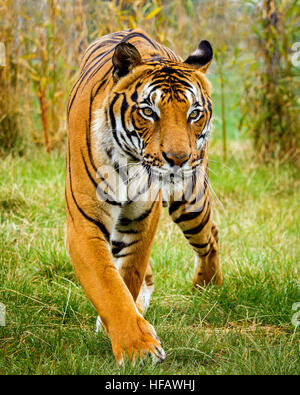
[
  {"x1": 184, "y1": 40, "x2": 213, "y2": 73},
  {"x1": 112, "y1": 42, "x2": 142, "y2": 83}
]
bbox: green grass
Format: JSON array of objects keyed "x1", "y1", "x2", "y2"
[
  {"x1": 0, "y1": 141, "x2": 299, "y2": 375},
  {"x1": 209, "y1": 73, "x2": 243, "y2": 141}
]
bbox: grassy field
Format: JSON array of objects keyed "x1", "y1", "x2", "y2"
[{"x1": 0, "y1": 139, "x2": 299, "y2": 375}]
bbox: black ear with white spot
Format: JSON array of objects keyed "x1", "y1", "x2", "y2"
[
  {"x1": 112, "y1": 42, "x2": 142, "y2": 83},
  {"x1": 184, "y1": 40, "x2": 213, "y2": 73}
]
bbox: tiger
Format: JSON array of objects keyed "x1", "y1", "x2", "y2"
[{"x1": 65, "y1": 28, "x2": 222, "y2": 366}]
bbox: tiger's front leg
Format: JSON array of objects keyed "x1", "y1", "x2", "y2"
[
  {"x1": 169, "y1": 184, "x2": 222, "y2": 287},
  {"x1": 66, "y1": 197, "x2": 165, "y2": 366},
  {"x1": 94, "y1": 196, "x2": 165, "y2": 363},
  {"x1": 111, "y1": 197, "x2": 162, "y2": 314}
]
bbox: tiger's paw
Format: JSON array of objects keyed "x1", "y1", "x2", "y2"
[{"x1": 109, "y1": 315, "x2": 165, "y2": 367}]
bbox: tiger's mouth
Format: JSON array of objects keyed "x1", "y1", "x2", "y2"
[
  {"x1": 142, "y1": 162, "x2": 201, "y2": 186},
  {"x1": 139, "y1": 163, "x2": 204, "y2": 201}
]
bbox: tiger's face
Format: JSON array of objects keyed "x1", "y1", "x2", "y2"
[{"x1": 105, "y1": 41, "x2": 213, "y2": 181}]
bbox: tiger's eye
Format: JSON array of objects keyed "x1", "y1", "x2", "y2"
[
  {"x1": 189, "y1": 109, "x2": 201, "y2": 120},
  {"x1": 142, "y1": 107, "x2": 154, "y2": 117}
]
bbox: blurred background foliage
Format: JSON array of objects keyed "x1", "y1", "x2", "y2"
[{"x1": 0, "y1": 0, "x2": 299, "y2": 163}]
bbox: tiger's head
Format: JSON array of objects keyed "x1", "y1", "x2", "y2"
[{"x1": 104, "y1": 40, "x2": 213, "y2": 181}]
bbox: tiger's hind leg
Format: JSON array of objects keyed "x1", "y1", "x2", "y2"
[{"x1": 191, "y1": 221, "x2": 222, "y2": 287}]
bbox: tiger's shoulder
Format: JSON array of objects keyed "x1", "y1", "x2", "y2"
[
  {"x1": 67, "y1": 29, "x2": 180, "y2": 122},
  {"x1": 80, "y1": 29, "x2": 180, "y2": 75}
]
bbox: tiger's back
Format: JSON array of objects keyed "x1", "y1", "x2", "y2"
[{"x1": 67, "y1": 29, "x2": 180, "y2": 128}]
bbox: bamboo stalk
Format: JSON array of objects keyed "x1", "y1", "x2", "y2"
[
  {"x1": 38, "y1": 82, "x2": 51, "y2": 154},
  {"x1": 220, "y1": 67, "x2": 227, "y2": 161}
]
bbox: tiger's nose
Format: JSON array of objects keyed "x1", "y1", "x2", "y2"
[{"x1": 162, "y1": 151, "x2": 191, "y2": 167}]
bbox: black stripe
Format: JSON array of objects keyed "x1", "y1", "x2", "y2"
[
  {"x1": 81, "y1": 150, "x2": 98, "y2": 188},
  {"x1": 65, "y1": 189, "x2": 74, "y2": 222},
  {"x1": 169, "y1": 198, "x2": 186, "y2": 216},
  {"x1": 187, "y1": 182, "x2": 208, "y2": 206},
  {"x1": 112, "y1": 252, "x2": 135, "y2": 259},
  {"x1": 96, "y1": 185, "x2": 121, "y2": 207},
  {"x1": 113, "y1": 161, "x2": 129, "y2": 185},
  {"x1": 118, "y1": 199, "x2": 157, "y2": 227},
  {"x1": 111, "y1": 239, "x2": 139, "y2": 255},
  {"x1": 68, "y1": 49, "x2": 113, "y2": 115},
  {"x1": 82, "y1": 35, "x2": 121, "y2": 69},
  {"x1": 131, "y1": 81, "x2": 142, "y2": 102},
  {"x1": 199, "y1": 249, "x2": 211, "y2": 258},
  {"x1": 122, "y1": 31, "x2": 159, "y2": 50},
  {"x1": 120, "y1": 93, "x2": 136, "y2": 148},
  {"x1": 85, "y1": 116, "x2": 98, "y2": 173},
  {"x1": 117, "y1": 228, "x2": 140, "y2": 234},
  {"x1": 83, "y1": 60, "x2": 113, "y2": 93},
  {"x1": 81, "y1": 29, "x2": 158, "y2": 94},
  {"x1": 169, "y1": 171, "x2": 201, "y2": 216},
  {"x1": 174, "y1": 207, "x2": 205, "y2": 224},
  {"x1": 183, "y1": 203, "x2": 211, "y2": 236},
  {"x1": 68, "y1": 144, "x2": 110, "y2": 243},
  {"x1": 190, "y1": 238, "x2": 211, "y2": 249},
  {"x1": 109, "y1": 94, "x2": 140, "y2": 161},
  {"x1": 93, "y1": 78, "x2": 107, "y2": 98},
  {"x1": 81, "y1": 150, "x2": 121, "y2": 207}
]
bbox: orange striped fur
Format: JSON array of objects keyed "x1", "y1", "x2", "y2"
[{"x1": 66, "y1": 29, "x2": 222, "y2": 365}]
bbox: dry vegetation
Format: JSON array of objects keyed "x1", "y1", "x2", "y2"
[{"x1": 0, "y1": 0, "x2": 299, "y2": 160}]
